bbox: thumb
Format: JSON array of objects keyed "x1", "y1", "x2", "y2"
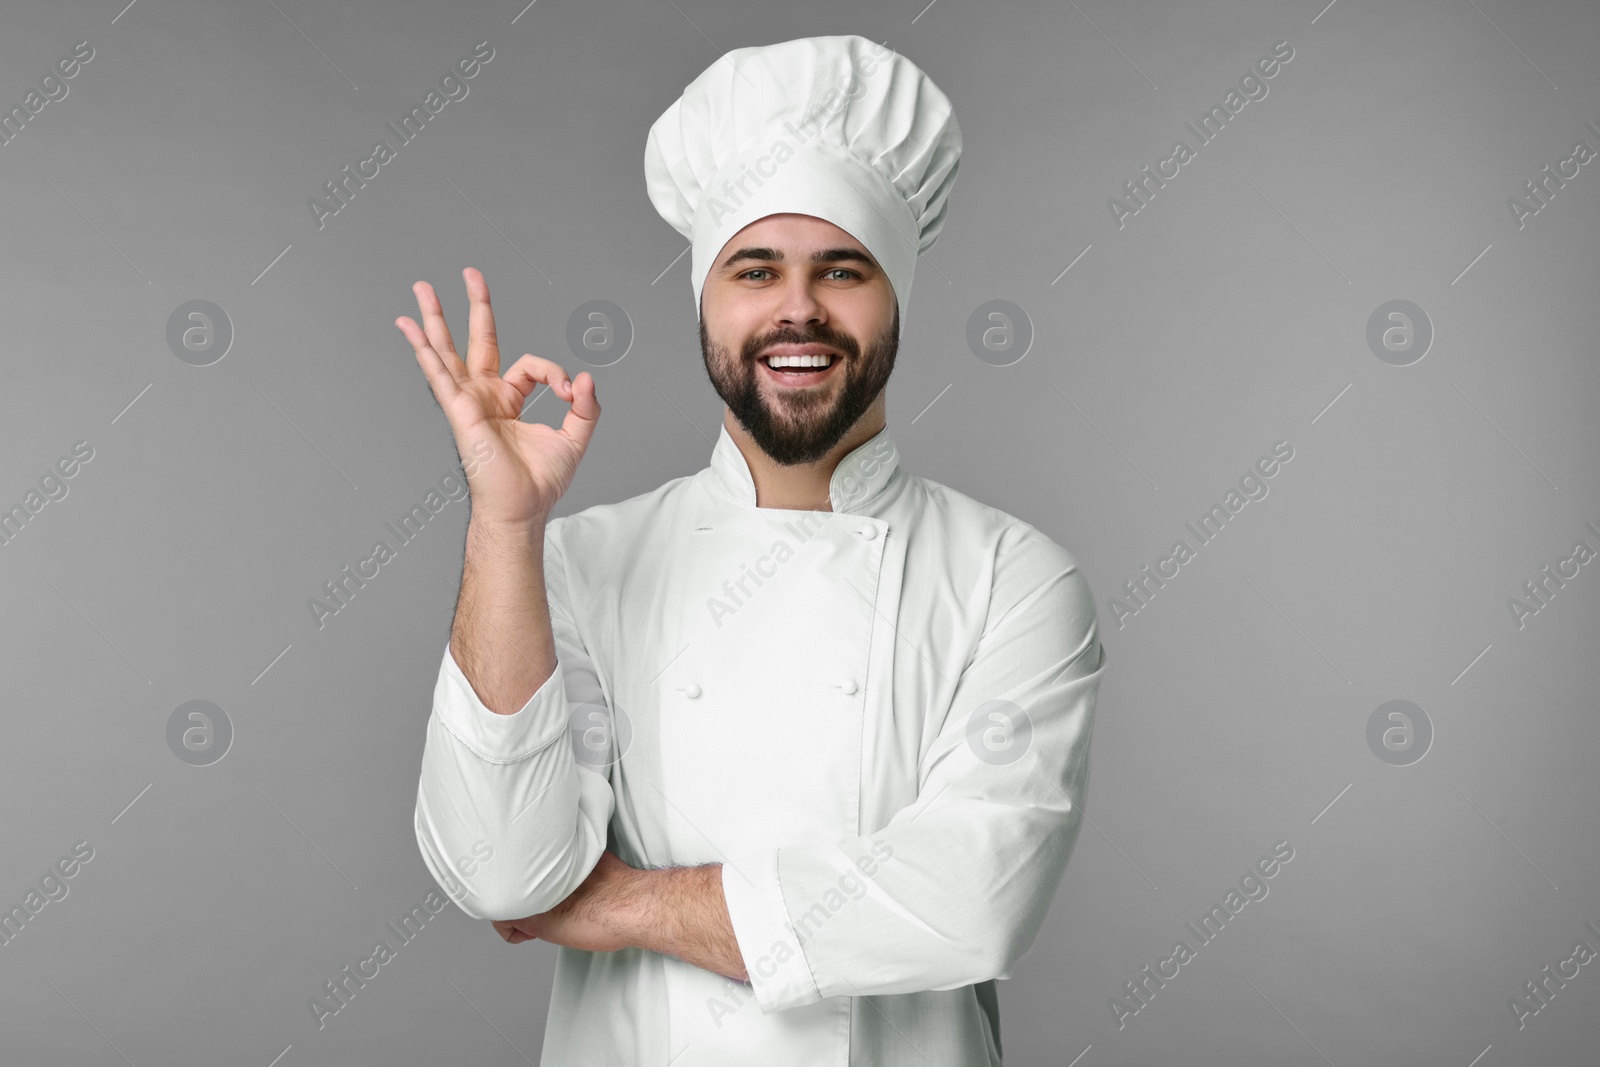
[{"x1": 557, "y1": 371, "x2": 601, "y2": 455}]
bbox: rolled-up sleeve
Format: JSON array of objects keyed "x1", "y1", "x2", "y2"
[
  {"x1": 724, "y1": 526, "x2": 1104, "y2": 1013},
  {"x1": 413, "y1": 516, "x2": 616, "y2": 921}
]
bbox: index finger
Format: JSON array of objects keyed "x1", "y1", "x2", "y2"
[{"x1": 463, "y1": 267, "x2": 501, "y2": 379}]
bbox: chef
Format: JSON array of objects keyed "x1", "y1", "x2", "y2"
[{"x1": 402, "y1": 34, "x2": 1106, "y2": 1067}]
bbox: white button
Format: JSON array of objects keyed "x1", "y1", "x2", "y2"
[
  {"x1": 840, "y1": 679, "x2": 859, "y2": 695},
  {"x1": 858, "y1": 525, "x2": 878, "y2": 540},
  {"x1": 683, "y1": 683, "x2": 702, "y2": 699}
]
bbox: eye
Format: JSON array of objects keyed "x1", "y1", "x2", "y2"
[
  {"x1": 824, "y1": 268, "x2": 861, "y2": 281},
  {"x1": 737, "y1": 268, "x2": 774, "y2": 281}
]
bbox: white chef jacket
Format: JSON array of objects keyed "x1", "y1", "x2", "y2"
[{"x1": 414, "y1": 420, "x2": 1105, "y2": 1066}]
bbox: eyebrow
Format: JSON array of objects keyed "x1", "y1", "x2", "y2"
[{"x1": 716, "y1": 246, "x2": 879, "y2": 272}]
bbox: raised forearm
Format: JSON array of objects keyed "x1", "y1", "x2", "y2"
[
  {"x1": 451, "y1": 515, "x2": 556, "y2": 715},
  {"x1": 417, "y1": 513, "x2": 614, "y2": 921}
]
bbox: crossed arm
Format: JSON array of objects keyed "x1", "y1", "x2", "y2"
[{"x1": 491, "y1": 851, "x2": 747, "y2": 981}]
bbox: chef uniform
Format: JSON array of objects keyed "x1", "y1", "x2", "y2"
[{"x1": 413, "y1": 35, "x2": 1106, "y2": 1066}]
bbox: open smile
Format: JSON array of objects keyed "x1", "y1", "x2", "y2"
[{"x1": 758, "y1": 347, "x2": 843, "y2": 387}]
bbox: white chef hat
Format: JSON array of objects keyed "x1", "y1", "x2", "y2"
[{"x1": 644, "y1": 35, "x2": 962, "y2": 339}]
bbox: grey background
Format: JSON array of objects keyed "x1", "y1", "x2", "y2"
[{"x1": 2, "y1": 0, "x2": 1596, "y2": 1064}]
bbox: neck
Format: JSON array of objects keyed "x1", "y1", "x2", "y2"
[{"x1": 723, "y1": 397, "x2": 886, "y2": 511}]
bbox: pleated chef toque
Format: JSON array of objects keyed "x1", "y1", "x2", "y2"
[{"x1": 644, "y1": 35, "x2": 962, "y2": 339}]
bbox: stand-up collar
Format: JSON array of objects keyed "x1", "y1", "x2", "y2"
[{"x1": 705, "y1": 420, "x2": 900, "y2": 514}]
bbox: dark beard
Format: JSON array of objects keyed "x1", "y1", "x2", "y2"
[{"x1": 698, "y1": 307, "x2": 898, "y2": 466}]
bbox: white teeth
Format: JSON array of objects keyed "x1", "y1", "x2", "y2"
[{"x1": 766, "y1": 353, "x2": 834, "y2": 368}]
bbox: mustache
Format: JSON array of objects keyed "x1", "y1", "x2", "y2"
[{"x1": 742, "y1": 327, "x2": 859, "y2": 361}]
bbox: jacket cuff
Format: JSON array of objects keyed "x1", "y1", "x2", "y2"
[
  {"x1": 432, "y1": 642, "x2": 567, "y2": 762},
  {"x1": 720, "y1": 849, "x2": 821, "y2": 1013}
]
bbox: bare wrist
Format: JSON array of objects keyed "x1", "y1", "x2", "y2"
[{"x1": 468, "y1": 510, "x2": 547, "y2": 537}]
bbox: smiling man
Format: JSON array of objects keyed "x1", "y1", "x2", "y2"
[
  {"x1": 699, "y1": 216, "x2": 900, "y2": 496},
  {"x1": 404, "y1": 35, "x2": 1105, "y2": 1066}
]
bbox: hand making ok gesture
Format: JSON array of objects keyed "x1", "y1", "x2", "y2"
[{"x1": 396, "y1": 268, "x2": 600, "y2": 529}]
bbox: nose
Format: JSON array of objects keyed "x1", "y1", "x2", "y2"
[{"x1": 773, "y1": 274, "x2": 827, "y2": 332}]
